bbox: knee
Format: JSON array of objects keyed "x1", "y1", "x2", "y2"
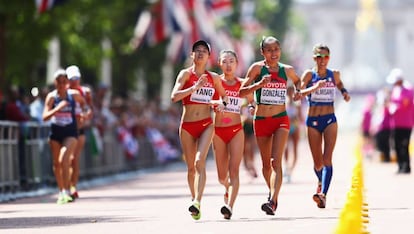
[
  {"x1": 271, "y1": 158, "x2": 282, "y2": 171},
  {"x1": 218, "y1": 177, "x2": 227, "y2": 185},
  {"x1": 187, "y1": 165, "x2": 196, "y2": 176},
  {"x1": 194, "y1": 159, "x2": 206, "y2": 172},
  {"x1": 228, "y1": 169, "x2": 240, "y2": 180}
]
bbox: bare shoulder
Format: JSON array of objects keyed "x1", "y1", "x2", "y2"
[
  {"x1": 83, "y1": 85, "x2": 92, "y2": 93},
  {"x1": 249, "y1": 61, "x2": 264, "y2": 70},
  {"x1": 208, "y1": 70, "x2": 220, "y2": 78},
  {"x1": 280, "y1": 62, "x2": 294, "y2": 70},
  {"x1": 236, "y1": 77, "x2": 245, "y2": 83},
  {"x1": 331, "y1": 69, "x2": 341, "y2": 75},
  {"x1": 68, "y1": 88, "x2": 80, "y2": 95},
  {"x1": 302, "y1": 69, "x2": 313, "y2": 76},
  {"x1": 301, "y1": 69, "x2": 314, "y2": 83}
]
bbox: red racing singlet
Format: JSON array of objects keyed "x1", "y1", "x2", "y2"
[
  {"x1": 221, "y1": 77, "x2": 242, "y2": 114},
  {"x1": 182, "y1": 69, "x2": 219, "y2": 105}
]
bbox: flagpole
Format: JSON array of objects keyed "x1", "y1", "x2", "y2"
[
  {"x1": 101, "y1": 37, "x2": 112, "y2": 87},
  {"x1": 160, "y1": 61, "x2": 173, "y2": 111},
  {"x1": 46, "y1": 36, "x2": 60, "y2": 84}
]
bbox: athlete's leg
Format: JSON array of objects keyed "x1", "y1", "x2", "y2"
[
  {"x1": 307, "y1": 126, "x2": 324, "y2": 176},
  {"x1": 256, "y1": 135, "x2": 273, "y2": 189},
  {"x1": 212, "y1": 134, "x2": 230, "y2": 200},
  {"x1": 61, "y1": 137, "x2": 77, "y2": 192},
  {"x1": 50, "y1": 140, "x2": 64, "y2": 191},
  {"x1": 179, "y1": 129, "x2": 197, "y2": 200},
  {"x1": 193, "y1": 125, "x2": 214, "y2": 202},
  {"x1": 70, "y1": 134, "x2": 82, "y2": 189},
  {"x1": 227, "y1": 131, "x2": 244, "y2": 209},
  {"x1": 321, "y1": 123, "x2": 337, "y2": 195},
  {"x1": 270, "y1": 128, "x2": 289, "y2": 203}
]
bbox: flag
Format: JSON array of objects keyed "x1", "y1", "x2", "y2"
[
  {"x1": 145, "y1": 0, "x2": 174, "y2": 46},
  {"x1": 35, "y1": 0, "x2": 66, "y2": 13},
  {"x1": 166, "y1": 0, "x2": 191, "y2": 34},
  {"x1": 206, "y1": 0, "x2": 233, "y2": 17},
  {"x1": 130, "y1": 10, "x2": 152, "y2": 50},
  {"x1": 166, "y1": 32, "x2": 185, "y2": 63}
]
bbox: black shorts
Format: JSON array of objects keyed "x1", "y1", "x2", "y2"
[{"x1": 50, "y1": 124, "x2": 78, "y2": 144}]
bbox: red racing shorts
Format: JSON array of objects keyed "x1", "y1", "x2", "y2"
[
  {"x1": 181, "y1": 117, "x2": 213, "y2": 139},
  {"x1": 253, "y1": 111, "x2": 290, "y2": 137},
  {"x1": 214, "y1": 123, "x2": 243, "y2": 144}
]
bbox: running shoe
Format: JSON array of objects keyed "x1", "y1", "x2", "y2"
[
  {"x1": 220, "y1": 205, "x2": 232, "y2": 220},
  {"x1": 261, "y1": 200, "x2": 277, "y2": 215},
  {"x1": 71, "y1": 191, "x2": 79, "y2": 200},
  {"x1": 312, "y1": 193, "x2": 326, "y2": 208},
  {"x1": 56, "y1": 194, "x2": 73, "y2": 204},
  {"x1": 64, "y1": 194, "x2": 74, "y2": 203},
  {"x1": 56, "y1": 195, "x2": 66, "y2": 205},
  {"x1": 189, "y1": 201, "x2": 201, "y2": 220}
]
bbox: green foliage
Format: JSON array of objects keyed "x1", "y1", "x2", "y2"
[{"x1": 0, "y1": 0, "x2": 293, "y2": 98}]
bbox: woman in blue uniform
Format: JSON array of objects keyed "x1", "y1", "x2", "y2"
[
  {"x1": 300, "y1": 43, "x2": 350, "y2": 208},
  {"x1": 43, "y1": 69, "x2": 90, "y2": 204}
]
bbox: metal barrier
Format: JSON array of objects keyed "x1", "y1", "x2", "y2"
[
  {"x1": 0, "y1": 121, "x2": 19, "y2": 201},
  {"x1": 0, "y1": 121, "x2": 159, "y2": 202}
]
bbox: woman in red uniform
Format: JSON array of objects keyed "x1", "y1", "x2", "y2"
[
  {"x1": 170, "y1": 40, "x2": 228, "y2": 220},
  {"x1": 213, "y1": 50, "x2": 254, "y2": 219},
  {"x1": 66, "y1": 65, "x2": 93, "y2": 199}
]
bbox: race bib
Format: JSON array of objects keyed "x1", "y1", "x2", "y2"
[
  {"x1": 190, "y1": 87, "x2": 215, "y2": 104},
  {"x1": 224, "y1": 96, "x2": 242, "y2": 113},
  {"x1": 260, "y1": 88, "x2": 286, "y2": 105},
  {"x1": 52, "y1": 112, "x2": 73, "y2": 126},
  {"x1": 311, "y1": 87, "x2": 336, "y2": 103}
]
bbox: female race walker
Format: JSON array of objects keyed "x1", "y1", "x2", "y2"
[
  {"x1": 239, "y1": 36, "x2": 323, "y2": 215},
  {"x1": 170, "y1": 40, "x2": 228, "y2": 220},
  {"x1": 300, "y1": 43, "x2": 350, "y2": 208},
  {"x1": 66, "y1": 65, "x2": 93, "y2": 200},
  {"x1": 213, "y1": 50, "x2": 254, "y2": 219},
  {"x1": 43, "y1": 69, "x2": 90, "y2": 204}
]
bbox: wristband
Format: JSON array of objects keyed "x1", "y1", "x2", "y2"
[
  {"x1": 248, "y1": 104, "x2": 255, "y2": 109},
  {"x1": 340, "y1": 88, "x2": 348, "y2": 94},
  {"x1": 222, "y1": 101, "x2": 227, "y2": 107}
]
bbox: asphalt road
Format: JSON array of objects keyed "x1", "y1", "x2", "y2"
[{"x1": 1, "y1": 130, "x2": 413, "y2": 234}]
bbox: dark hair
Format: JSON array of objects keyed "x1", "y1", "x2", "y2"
[
  {"x1": 219, "y1": 49, "x2": 238, "y2": 63},
  {"x1": 192, "y1": 40, "x2": 211, "y2": 54},
  {"x1": 260, "y1": 36, "x2": 280, "y2": 50}
]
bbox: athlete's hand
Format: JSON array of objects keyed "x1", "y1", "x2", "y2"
[
  {"x1": 194, "y1": 74, "x2": 208, "y2": 90},
  {"x1": 317, "y1": 79, "x2": 327, "y2": 88},
  {"x1": 343, "y1": 92, "x2": 351, "y2": 102},
  {"x1": 55, "y1": 100, "x2": 69, "y2": 111},
  {"x1": 293, "y1": 91, "x2": 302, "y2": 101},
  {"x1": 259, "y1": 74, "x2": 271, "y2": 87}
]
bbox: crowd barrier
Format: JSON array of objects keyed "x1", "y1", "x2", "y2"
[{"x1": 0, "y1": 121, "x2": 158, "y2": 202}]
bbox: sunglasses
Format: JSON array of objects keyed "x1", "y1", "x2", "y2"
[{"x1": 314, "y1": 54, "x2": 330, "y2": 59}]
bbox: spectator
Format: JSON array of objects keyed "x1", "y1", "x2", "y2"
[
  {"x1": 387, "y1": 68, "x2": 413, "y2": 174},
  {"x1": 30, "y1": 86, "x2": 49, "y2": 123},
  {"x1": 374, "y1": 87, "x2": 392, "y2": 162}
]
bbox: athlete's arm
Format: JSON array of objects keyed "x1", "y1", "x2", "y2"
[
  {"x1": 42, "y1": 92, "x2": 67, "y2": 121},
  {"x1": 333, "y1": 70, "x2": 350, "y2": 102},
  {"x1": 171, "y1": 69, "x2": 197, "y2": 103},
  {"x1": 239, "y1": 62, "x2": 268, "y2": 97}
]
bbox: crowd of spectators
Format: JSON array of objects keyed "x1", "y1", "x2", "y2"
[{"x1": 0, "y1": 83, "x2": 182, "y2": 167}]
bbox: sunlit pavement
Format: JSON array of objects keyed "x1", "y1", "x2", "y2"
[{"x1": 1, "y1": 124, "x2": 413, "y2": 234}]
